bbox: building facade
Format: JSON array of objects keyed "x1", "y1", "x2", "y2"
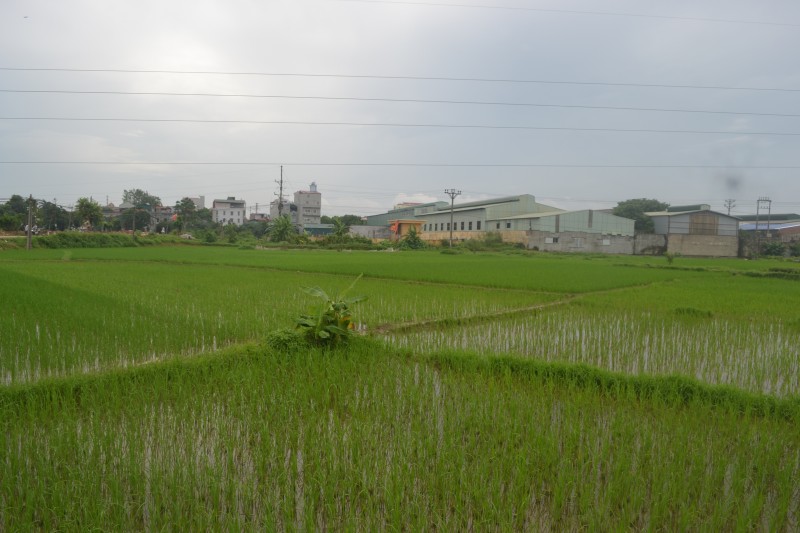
[
  {"x1": 212, "y1": 197, "x2": 247, "y2": 225},
  {"x1": 270, "y1": 182, "x2": 322, "y2": 229},
  {"x1": 643, "y1": 208, "x2": 740, "y2": 257},
  {"x1": 294, "y1": 182, "x2": 322, "y2": 227},
  {"x1": 367, "y1": 194, "x2": 636, "y2": 253}
]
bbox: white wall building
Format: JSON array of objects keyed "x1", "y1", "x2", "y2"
[
  {"x1": 294, "y1": 182, "x2": 322, "y2": 227},
  {"x1": 188, "y1": 196, "x2": 205, "y2": 210},
  {"x1": 212, "y1": 197, "x2": 247, "y2": 225},
  {"x1": 269, "y1": 182, "x2": 322, "y2": 228}
]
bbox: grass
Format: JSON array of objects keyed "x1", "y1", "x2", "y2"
[
  {"x1": 0, "y1": 256, "x2": 557, "y2": 384},
  {"x1": 1, "y1": 245, "x2": 798, "y2": 529},
  {"x1": 0, "y1": 246, "x2": 704, "y2": 292},
  {"x1": 1, "y1": 342, "x2": 798, "y2": 531},
  {"x1": 387, "y1": 307, "x2": 800, "y2": 396}
]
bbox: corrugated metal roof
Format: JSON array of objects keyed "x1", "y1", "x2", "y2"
[
  {"x1": 645, "y1": 209, "x2": 739, "y2": 219},
  {"x1": 740, "y1": 222, "x2": 800, "y2": 231},
  {"x1": 492, "y1": 210, "x2": 568, "y2": 220}
]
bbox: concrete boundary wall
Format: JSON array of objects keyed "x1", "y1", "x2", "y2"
[{"x1": 666, "y1": 234, "x2": 739, "y2": 257}]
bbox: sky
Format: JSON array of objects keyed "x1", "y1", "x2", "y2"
[{"x1": 1, "y1": 0, "x2": 799, "y2": 217}]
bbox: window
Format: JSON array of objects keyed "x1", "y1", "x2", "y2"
[
  {"x1": 434, "y1": 223, "x2": 438, "y2": 231},
  {"x1": 506, "y1": 222, "x2": 511, "y2": 229},
  {"x1": 496, "y1": 222, "x2": 500, "y2": 229},
  {"x1": 460, "y1": 221, "x2": 464, "y2": 230},
  {"x1": 447, "y1": 223, "x2": 451, "y2": 230},
  {"x1": 468, "y1": 221, "x2": 473, "y2": 230},
  {"x1": 477, "y1": 221, "x2": 481, "y2": 230}
]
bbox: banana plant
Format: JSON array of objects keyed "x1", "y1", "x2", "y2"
[{"x1": 295, "y1": 274, "x2": 367, "y2": 346}]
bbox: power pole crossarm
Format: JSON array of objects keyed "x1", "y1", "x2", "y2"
[{"x1": 724, "y1": 198, "x2": 735, "y2": 216}]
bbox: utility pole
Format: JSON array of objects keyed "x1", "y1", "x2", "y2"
[
  {"x1": 275, "y1": 165, "x2": 285, "y2": 217},
  {"x1": 26, "y1": 195, "x2": 34, "y2": 250},
  {"x1": 724, "y1": 198, "x2": 735, "y2": 216},
  {"x1": 444, "y1": 188, "x2": 461, "y2": 248},
  {"x1": 755, "y1": 196, "x2": 772, "y2": 257}
]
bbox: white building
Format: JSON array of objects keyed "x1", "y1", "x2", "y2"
[
  {"x1": 212, "y1": 197, "x2": 247, "y2": 225},
  {"x1": 270, "y1": 182, "x2": 322, "y2": 228},
  {"x1": 188, "y1": 196, "x2": 205, "y2": 209},
  {"x1": 294, "y1": 182, "x2": 322, "y2": 227}
]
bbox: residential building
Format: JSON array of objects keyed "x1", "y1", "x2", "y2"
[
  {"x1": 270, "y1": 182, "x2": 323, "y2": 229},
  {"x1": 294, "y1": 182, "x2": 322, "y2": 227},
  {"x1": 212, "y1": 197, "x2": 247, "y2": 225},
  {"x1": 188, "y1": 196, "x2": 205, "y2": 210}
]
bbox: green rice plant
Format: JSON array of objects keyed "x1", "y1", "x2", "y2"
[
  {"x1": 386, "y1": 308, "x2": 800, "y2": 396},
  {"x1": 1, "y1": 343, "x2": 797, "y2": 531}
]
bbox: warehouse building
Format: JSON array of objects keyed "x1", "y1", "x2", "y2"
[
  {"x1": 367, "y1": 194, "x2": 635, "y2": 253},
  {"x1": 642, "y1": 206, "x2": 740, "y2": 257}
]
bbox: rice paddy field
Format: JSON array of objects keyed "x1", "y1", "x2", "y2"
[{"x1": 1, "y1": 245, "x2": 799, "y2": 530}]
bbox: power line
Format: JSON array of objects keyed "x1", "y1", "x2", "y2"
[
  {"x1": 3, "y1": 89, "x2": 797, "y2": 118},
  {"x1": 4, "y1": 161, "x2": 800, "y2": 169},
  {"x1": 2, "y1": 67, "x2": 799, "y2": 93},
  {"x1": 332, "y1": 0, "x2": 800, "y2": 28},
  {"x1": 3, "y1": 117, "x2": 799, "y2": 136}
]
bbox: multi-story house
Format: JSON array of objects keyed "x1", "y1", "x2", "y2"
[{"x1": 212, "y1": 197, "x2": 247, "y2": 225}]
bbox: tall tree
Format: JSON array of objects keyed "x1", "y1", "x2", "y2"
[
  {"x1": 175, "y1": 197, "x2": 197, "y2": 230},
  {"x1": 612, "y1": 198, "x2": 669, "y2": 233},
  {"x1": 37, "y1": 200, "x2": 70, "y2": 230},
  {"x1": 122, "y1": 189, "x2": 161, "y2": 208},
  {"x1": 337, "y1": 214, "x2": 363, "y2": 227},
  {"x1": 75, "y1": 197, "x2": 103, "y2": 229},
  {"x1": 4, "y1": 195, "x2": 28, "y2": 216},
  {"x1": 0, "y1": 195, "x2": 28, "y2": 230}
]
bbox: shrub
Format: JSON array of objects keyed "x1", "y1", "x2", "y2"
[
  {"x1": 265, "y1": 328, "x2": 308, "y2": 351},
  {"x1": 295, "y1": 275, "x2": 367, "y2": 346},
  {"x1": 761, "y1": 241, "x2": 786, "y2": 257},
  {"x1": 398, "y1": 226, "x2": 426, "y2": 250}
]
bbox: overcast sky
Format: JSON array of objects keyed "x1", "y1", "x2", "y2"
[{"x1": 2, "y1": 0, "x2": 799, "y2": 216}]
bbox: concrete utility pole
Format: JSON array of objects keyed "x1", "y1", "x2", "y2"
[
  {"x1": 724, "y1": 198, "x2": 735, "y2": 216},
  {"x1": 275, "y1": 166, "x2": 285, "y2": 217},
  {"x1": 755, "y1": 196, "x2": 772, "y2": 257},
  {"x1": 26, "y1": 195, "x2": 34, "y2": 250},
  {"x1": 444, "y1": 188, "x2": 461, "y2": 248}
]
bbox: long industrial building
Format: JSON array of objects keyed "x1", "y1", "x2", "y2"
[{"x1": 365, "y1": 194, "x2": 636, "y2": 253}]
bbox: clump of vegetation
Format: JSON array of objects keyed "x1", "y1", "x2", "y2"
[
  {"x1": 761, "y1": 241, "x2": 786, "y2": 257},
  {"x1": 295, "y1": 275, "x2": 367, "y2": 346},
  {"x1": 398, "y1": 226, "x2": 426, "y2": 250},
  {"x1": 459, "y1": 231, "x2": 522, "y2": 252},
  {"x1": 664, "y1": 251, "x2": 680, "y2": 265},
  {"x1": 265, "y1": 328, "x2": 308, "y2": 351},
  {"x1": 674, "y1": 307, "x2": 713, "y2": 318}
]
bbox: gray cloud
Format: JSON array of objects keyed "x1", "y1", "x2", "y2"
[{"x1": 1, "y1": 0, "x2": 799, "y2": 215}]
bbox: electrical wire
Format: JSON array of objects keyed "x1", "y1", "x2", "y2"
[
  {"x1": 2, "y1": 68, "x2": 798, "y2": 92},
  {"x1": 3, "y1": 162, "x2": 800, "y2": 169},
  {"x1": 331, "y1": 0, "x2": 800, "y2": 28},
  {"x1": 2, "y1": 89, "x2": 797, "y2": 118},
  {"x1": 2, "y1": 117, "x2": 798, "y2": 136}
]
